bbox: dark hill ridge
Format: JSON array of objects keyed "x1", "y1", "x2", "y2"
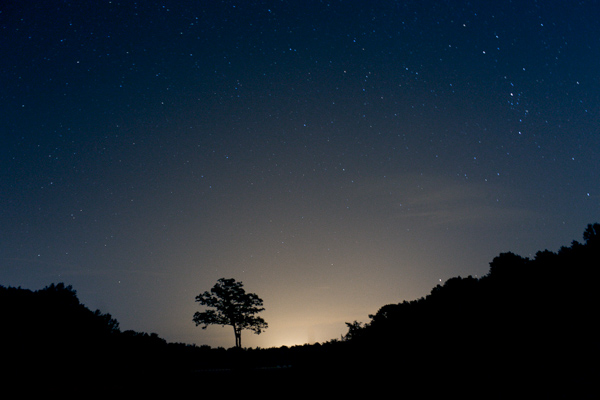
[
  {"x1": 340, "y1": 223, "x2": 599, "y2": 398},
  {"x1": 1, "y1": 223, "x2": 598, "y2": 397}
]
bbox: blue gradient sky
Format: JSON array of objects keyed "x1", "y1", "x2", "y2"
[{"x1": 1, "y1": 1, "x2": 598, "y2": 348}]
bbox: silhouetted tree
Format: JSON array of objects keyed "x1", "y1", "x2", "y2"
[
  {"x1": 583, "y1": 222, "x2": 600, "y2": 245},
  {"x1": 342, "y1": 321, "x2": 366, "y2": 341},
  {"x1": 193, "y1": 278, "x2": 267, "y2": 348},
  {"x1": 487, "y1": 251, "x2": 529, "y2": 281},
  {"x1": 338, "y1": 222, "x2": 600, "y2": 397}
]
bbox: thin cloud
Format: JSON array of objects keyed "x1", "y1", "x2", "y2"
[{"x1": 349, "y1": 173, "x2": 544, "y2": 227}]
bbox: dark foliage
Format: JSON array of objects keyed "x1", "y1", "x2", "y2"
[
  {"x1": 1, "y1": 283, "x2": 119, "y2": 371},
  {"x1": 0, "y1": 283, "x2": 199, "y2": 389},
  {"x1": 193, "y1": 278, "x2": 268, "y2": 348},
  {"x1": 339, "y1": 222, "x2": 600, "y2": 398},
  {"x1": 1, "y1": 223, "x2": 598, "y2": 397}
]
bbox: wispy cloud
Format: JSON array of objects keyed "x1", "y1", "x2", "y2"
[{"x1": 348, "y1": 173, "x2": 543, "y2": 227}]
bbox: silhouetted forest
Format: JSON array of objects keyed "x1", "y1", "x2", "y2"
[
  {"x1": 337, "y1": 223, "x2": 599, "y2": 398},
  {"x1": 2, "y1": 223, "x2": 598, "y2": 397}
]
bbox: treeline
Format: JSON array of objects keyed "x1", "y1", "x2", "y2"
[
  {"x1": 0, "y1": 283, "x2": 232, "y2": 380},
  {"x1": 1, "y1": 224, "x2": 598, "y2": 396},
  {"x1": 0, "y1": 282, "x2": 344, "y2": 380},
  {"x1": 337, "y1": 223, "x2": 599, "y2": 397}
]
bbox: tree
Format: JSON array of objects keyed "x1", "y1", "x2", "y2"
[
  {"x1": 342, "y1": 320, "x2": 365, "y2": 341},
  {"x1": 193, "y1": 278, "x2": 268, "y2": 348},
  {"x1": 583, "y1": 222, "x2": 600, "y2": 246}
]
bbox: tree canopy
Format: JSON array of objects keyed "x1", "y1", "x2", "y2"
[
  {"x1": 193, "y1": 278, "x2": 268, "y2": 348},
  {"x1": 338, "y1": 222, "x2": 599, "y2": 397}
]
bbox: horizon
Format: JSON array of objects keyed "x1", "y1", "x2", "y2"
[
  {"x1": 1, "y1": 1, "x2": 598, "y2": 349},
  {"x1": 4, "y1": 222, "x2": 595, "y2": 350}
]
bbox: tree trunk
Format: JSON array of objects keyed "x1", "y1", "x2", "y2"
[{"x1": 233, "y1": 325, "x2": 242, "y2": 348}]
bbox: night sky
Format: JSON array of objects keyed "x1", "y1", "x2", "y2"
[{"x1": 2, "y1": 1, "x2": 599, "y2": 349}]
